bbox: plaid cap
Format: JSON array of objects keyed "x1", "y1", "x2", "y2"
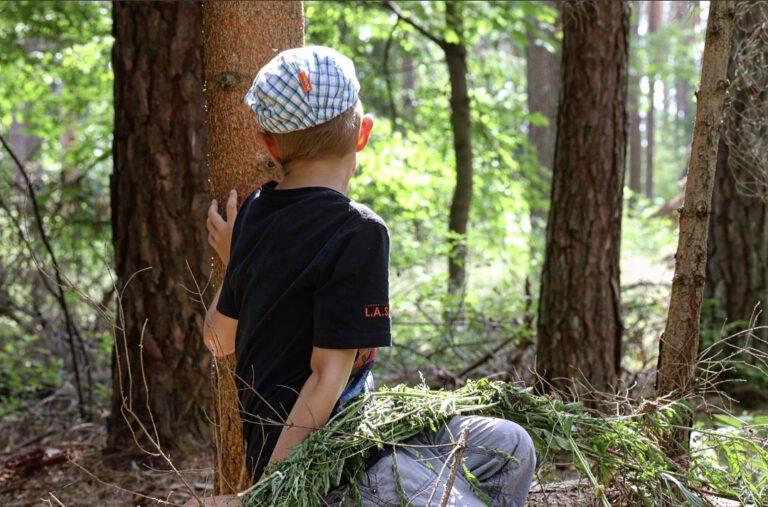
[{"x1": 244, "y1": 46, "x2": 360, "y2": 134}]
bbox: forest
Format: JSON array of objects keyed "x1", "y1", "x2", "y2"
[{"x1": 0, "y1": 0, "x2": 767, "y2": 506}]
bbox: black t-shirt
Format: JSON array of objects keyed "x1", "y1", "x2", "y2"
[{"x1": 217, "y1": 182, "x2": 392, "y2": 482}]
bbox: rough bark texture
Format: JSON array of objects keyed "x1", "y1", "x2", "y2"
[
  {"x1": 202, "y1": 0, "x2": 304, "y2": 494},
  {"x1": 525, "y1": 0, "x2": 560, "y2": 229},
  {"x1": 656, "y1": 0, "x2": 735, "y2": 398},
  {"x1": 109, "y1": 1, "x2": 212, "y2": 452},
  {"x1": 705, "y1": 1, "x2": 768, "y2": 339},
  {"x1": 628, "y1": 1, "x2": 642, "y2": 195},
  {"x1": 645, "y1": 0, "x2": 662, "y2": 199},
  {"x1": 536, "y1": 0, "x2": 629, "y2": 395},
  {"x1": 445, "y1": 2, "x2": 473, "y2": 296}
]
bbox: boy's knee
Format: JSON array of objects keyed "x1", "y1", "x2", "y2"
[{"x1": 455, "y1": 416, "x2": 536, "y2": 465}]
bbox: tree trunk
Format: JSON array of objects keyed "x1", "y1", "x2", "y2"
[
  {"x1": 656, "y1": 0, "x2": 735, "y2": 400},
  {"x1": 705, "y1": 0, "x2": 768, "y2": 340},
  {"x1": 109, "y1": 1, "x2": 212, "y2": 453},
  {"x1": 645, "y1": 0, "x2": 662, "y2": 199},
  {"x1": 536, "y1": 0, "x2": 629, "y2": 396},
  {"x1": 674, "y1": 1, "x2": 694, "y2": 146},
  {"x1": 525, "y1": 0, "x2": 560, "y2": 231},
  {"x1": 202, "y1": 0, "x2": 304, "y2": 494},
  {"x1": 628, "y1": 1, "x2": 642, "y2": 195},
  {"x1": 445, "y1": 2, "x2": 473, "y2": 297}
]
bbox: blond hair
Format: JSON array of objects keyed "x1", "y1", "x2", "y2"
[{"x1": 268, "y1": 104, "x2": 361, "y2": 165}]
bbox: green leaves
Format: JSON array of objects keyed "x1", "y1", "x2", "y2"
[{"x1": 244, "y1": 380, "x2": 766, "y2": 506}]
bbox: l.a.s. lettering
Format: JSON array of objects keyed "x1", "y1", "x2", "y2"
[{"x1": 364, "y1": 304, "x2": 389, "y2": 318}]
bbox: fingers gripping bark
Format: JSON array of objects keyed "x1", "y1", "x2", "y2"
[{"x1": 207, "y1": 189, "x2": 238, "y2": 265}]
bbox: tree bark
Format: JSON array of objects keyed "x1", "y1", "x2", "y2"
[
  {"x1": 645, "y1": 0, "x2": 662, "y2": 199},
  {"x1": 202, "y1": 0, "x2": 304, "y2": 494},
  {"x1": 525, "y1": 0, "x2": 560, "y2": 230},
  {"x1": 445, "y1": 2, "x2": 473, "y2": 297},
  {"x1": 705, "y1": 0, "x2": 768, "y2": 340},
  {"x1": 536, "y1": 0, "x2": 629, "y2": 396},
  {"x1": 656, "y1": 0, "x2": 735, "y2": 399},
  {"x1": 109, "y1": 1, "x2": 212, "y2": 453}
]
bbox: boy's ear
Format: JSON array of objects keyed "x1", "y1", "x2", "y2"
[
  {"x1": 356, "y1": 114, "x2": 374, "y2": 152},
  {"x1": 256, "y1": 131, "x2": 282, "y2": 164}
]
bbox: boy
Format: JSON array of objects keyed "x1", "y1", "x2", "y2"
[{"x1": 203, "y1": 46, "x2": 535, "y2": 506}]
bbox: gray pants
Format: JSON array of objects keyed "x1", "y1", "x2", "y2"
[{"x1": 329, "y1": 416, "x2": 536, "y2": 506}]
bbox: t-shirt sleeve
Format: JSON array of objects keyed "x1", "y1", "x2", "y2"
[
  {"x1": 215, "y1": 191, "x2": 254, "y2": 320},
  {"x1": 313, "y1": 220, "x2": 392, "y2": 349},
  {"x1": 216, "y1": 262, "x2": 239, "y2": 319}
]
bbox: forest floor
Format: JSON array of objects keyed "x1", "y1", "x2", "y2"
[
  {"x1": 0, "y1": 385, "x2": 749, "y2": 506},
  {"x1": 0, "y1": 388, "x2": 214, "y2": 506},
  {"x1": 0, "y1": 387, "x2": 605, "y2": 507}
]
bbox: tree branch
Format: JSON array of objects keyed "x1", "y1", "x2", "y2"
[
  {"x1": 383, "y1": 17, "x2": 401, "y2": 132},
  {"x1": 0, "y1": 132, "x2": 91, "y2": 420},
  {"x1": 381, "y1": 0, "x2": 446, "y2": 49}
]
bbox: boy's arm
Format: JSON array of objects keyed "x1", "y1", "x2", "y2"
[
  {"x1": 203, "y1": 189, "x2": 239, "y2": 357},
  {"x1": 267, "y1": 346, "x2": 356, "y2": 466},
  {"x1": 203, "y1": 287, "x2": 237, "y2": 357}
]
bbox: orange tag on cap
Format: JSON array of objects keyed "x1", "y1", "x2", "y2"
[{"x1": 298, "y1": 70, "x2": 312, "y2": 92}]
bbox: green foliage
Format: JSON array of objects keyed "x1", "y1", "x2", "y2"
[
  {"x1": 244, "y1": 380, "x2": 767, "y2": 506},
  {"x1": 0, "y1": 1, "x2": 113, "y2": 414},
  {"x1": 0, "y1": 325, "x2": 63, "y2": 416},
  {"x1": 305, "y1": 1, "x2": 556, "y2": 380}
]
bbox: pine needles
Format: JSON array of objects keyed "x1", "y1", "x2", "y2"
[{"x1": 242, "y1": 379, "x2": 768, "y2": 506}]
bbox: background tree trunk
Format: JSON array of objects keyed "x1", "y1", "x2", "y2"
[
  {"x1": 202, "y1": 0, "x2": 304, "y2": 494},
  {"x1": 674, "y1": 1, "x2": 694, "y2": 146},
  {"x1": 645, "y1": 0, "x2": 662, "y2": 199},
  {"x1": 628, "y1": 1, "x2": 642, "y2": 195},
  {"x1": 109, "y1": 1, "x2": 212, "y2": 453},
  {"x1": 536, "y1": 0, "x2": 629, "y2": 396},
  {"x1": 445, "y1": 1, "x2": 473, "y2": 298},
  {"x1": 705, "y1": 0, "x2": 768, "y2": 341},
  {"x1": 525, "y1": 0, "x2": 560, "y2": 231},
  {"x1": 656, "y1": 0, "x2": 735, "y2": 400}
]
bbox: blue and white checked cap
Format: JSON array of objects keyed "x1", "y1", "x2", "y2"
[{"x1": 244, "y1": 46, "x2": 360, "y2": 134}]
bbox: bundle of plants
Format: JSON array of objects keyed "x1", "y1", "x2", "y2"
[{"x1": 241, "y1": 379, "x2": 767, "y2": 506}]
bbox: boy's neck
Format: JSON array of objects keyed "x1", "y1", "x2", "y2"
[{"x1": 275, "y1": 152, "x2": 356, "y2": 195}]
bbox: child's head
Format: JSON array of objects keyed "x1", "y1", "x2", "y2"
[{"x1": 245, "y1": 46, "x2": 371, "y2": 166}]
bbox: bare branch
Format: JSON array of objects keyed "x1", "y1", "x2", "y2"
[{"x1": 0, "y1": 132, "x2": 92, "y2": 419}]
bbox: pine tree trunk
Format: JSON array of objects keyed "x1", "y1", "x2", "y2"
[
  {"x1": 656, "y1": 0, "x2": 735, "y2": 400},
  {"x1": 201, "y1": 0, "x2": 304, "y2": 494},
  {"x1": 109, "y1": 1, "x2": 212, "y2": 453},
  {"x1": 705, "y1": 0, "x2": 768, "y2": 341},
  {"x1": 536, "y1": 0, "x2": 629, "y2": 396},
  {"x1": 445, "y1": 2, "x2": 473, "y2": 297},
  {"x1": 525, "y1": 0, "x2": 560, "y2": 230}
]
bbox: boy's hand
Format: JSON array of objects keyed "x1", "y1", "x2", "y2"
[{"x1": 207, "y1": 189, "x2": 238, "y2": 265}]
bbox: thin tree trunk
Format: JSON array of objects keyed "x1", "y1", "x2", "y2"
[
  {"x1": 536, "y1": 0, "x2": 629, "y2": 396},
  {"x1": 645, "y1": 0, "x2": 662, "y2": 199},
  {"x1": 202, "y1": 0, "x2": 304, "y2": 494},
  {"x1": 656, "y1": 0, "x2": 735, "y2": 400},
  {"x1": 109, "y1": 1, "x2": 212, "y2": 453},
  {"x1": 445, "y1": 2, "x2": 473, "y2": 297},
  {"x1": 525, "y1": 0, "x2": 560, "y2": 230}
]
